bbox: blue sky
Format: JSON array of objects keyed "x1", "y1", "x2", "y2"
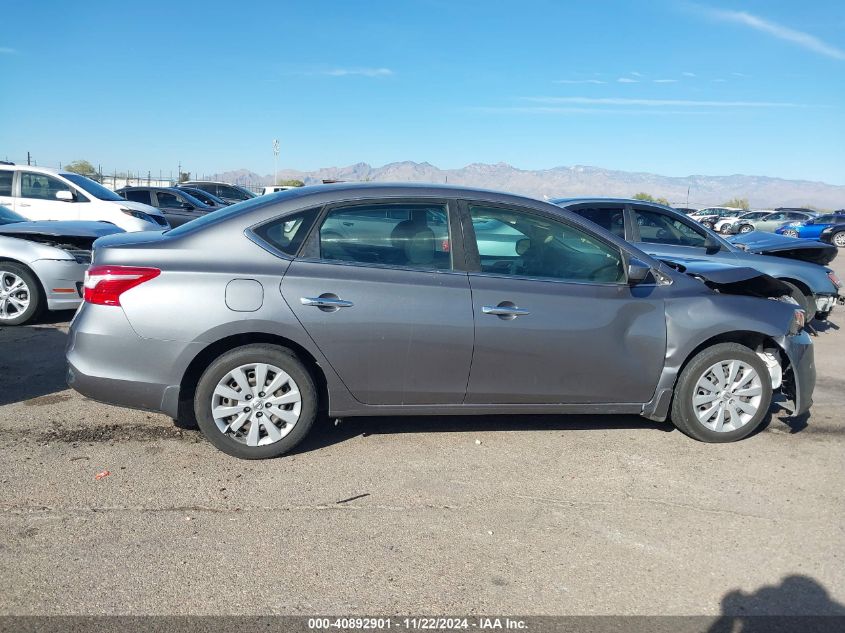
[{"x1": 1, "y1": 0, "x2": 844, "y2": 183}]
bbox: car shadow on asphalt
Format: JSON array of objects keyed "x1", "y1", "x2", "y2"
[
  {"x1": 290, "y1": 413, "x2": 676, "y2": 455},
  {"x1": 0, "y1": 320, "x2": 71, "y2": 406}
]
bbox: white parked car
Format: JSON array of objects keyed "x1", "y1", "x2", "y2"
[
  {"x1": 260, "y1": 185, "x2": 299, "y2": 195},
  {"x1": 714, "y1": 210, "x2": 773, "y2": 235},
  {"x1": 0, "y1": 164, "x2": 168, "y2": 232}
]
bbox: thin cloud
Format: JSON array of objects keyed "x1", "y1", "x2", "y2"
[
  {"x1": 682, "y1": 71, "x2": 697, "y2": 77},
  {"x1": 698, "y1": 5, "x2": 845, "y2": 60},
  {"x1": 617, "y1": 77, "x2": 639, "y2": 83},
  {"x1": 653, "y1": 79, "x2": 679, "y2": 83},
  {"x1": 731, "y1": 72, "x2": 749, "y2": 77},
  {"x1": 554, "y1": 79, "x2": 606, "y2": 84},
  {"x1": 630, "y1": 71, "x2": 643, "y2": 77},
  {"x1": 322, "y1": 67, "x2": 394, "y2": 77},
  {"x1": 712, "y1": 78, "x2": 728, "y2": 83},
  {"x1": 0, "y1": 47, "x2": 16, "y2": 54},
  {"x1": 523, "y1": 96, "x2": 805, "y2": 108},
  {"x1": 474, "y1": 106, "x2": 713, "y2": 116}
]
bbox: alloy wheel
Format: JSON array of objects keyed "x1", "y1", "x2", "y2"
[
  {"x1": 739, "y1": 225, "x2": 753, "y2": 233},
  {"x1": 0, "y1": 271, "x2": 31, "y2": 321},
  {"x1": 783, "y1": 229, "x2": 799, "y2": 238},
  {"x1": 834, "y1": 232, "x2": 845, "y2": 247},
  {"x1": 211, "y1": 362, "x2": 302, "y2": 446},
  {"x1": 692, "y1": 360, "x2": 763, "y2": 432}
]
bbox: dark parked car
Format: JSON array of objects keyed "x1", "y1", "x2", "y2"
[
  {"x1": 67, "y1": 184, "x2": 813, "y2": 459},
  {"x1": 175, "y1": 186, "x2": 229, "y2": 209},
  {"x1": 181, "y1": 181, "x2": 256, "y2": 205},
  {"x1": 116, "y1": 186, "x2": 215, "y2": 227},
  {"x1": 552, "y1": 198, "x2": 841, "y2": 320},
  {"x1": 819, "y1": 219, "x2": 845, "y2": 248}
]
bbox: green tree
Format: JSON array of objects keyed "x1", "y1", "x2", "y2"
[
  {"x1": 64, "y1": 159, "x2": 98, "y2": 178},
  {"x1": 634, "y1": 192, "x2": 671, "y2": 206},
  {"x1": 278, "y1": 179, "x2": 305, "y2": 187},
  {"x1": 721, "y1": 197, "x2": 750, "y2": 210},
  {"x1": 179, "y1": 171, "x2": 191, "y2": 183}
]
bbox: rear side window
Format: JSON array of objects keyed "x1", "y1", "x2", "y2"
[
  {"x1": 0, "y1": 170, "x2": 12, "y2": 196},
  {"x1": 220, "y1": 185, "x2": 251, "y2": 201},
  {"x1": 318, "y1": 203, "x2": 451, "y2": 270},
  {"x1": 570, "y1": 206, "x2": 626, "y2": 238},
  {"x1": 252, "y1": 207, "x2": 320, "y2": 257},
  {"x1": 122, "y1": 190, "x2": 152, "y2": 205},
  {"x1": 634, "y1": 208, "x2": 707, "y2": 248}
]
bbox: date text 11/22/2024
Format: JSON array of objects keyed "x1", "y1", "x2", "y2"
[{"x1": 307, "y1": 617, "x2": 528, "y2": 630}]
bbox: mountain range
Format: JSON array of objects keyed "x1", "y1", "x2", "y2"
[{"x1": 214, "y1": 162, "x2": 845, "y2": 209}]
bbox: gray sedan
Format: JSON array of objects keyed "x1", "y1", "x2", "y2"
[
  {"x1": 67, "y1": 184, "x2": 814, "y2": 459},
  {"x1": 0, "y1": 205, "x2": 123, "y2": 325}
]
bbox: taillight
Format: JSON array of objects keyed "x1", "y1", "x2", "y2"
[
  {"x1": 83, "y1": 266, "x2": 160, "y2": 306},
  {"x1": 828, "y1": 271, "x2": 842, "y2": 289}
]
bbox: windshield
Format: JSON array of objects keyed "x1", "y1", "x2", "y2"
[
  {"x1": 62, "y1": 173, "x2": 125, "y2": 201},
  {"x1": 0, "y1": 204, "x2": 25, "y2": 225}
]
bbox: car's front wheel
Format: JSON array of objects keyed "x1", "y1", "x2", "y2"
[
  {"x1": 194, "y1": 344, "x2": 317, "y2": 459},
  {"x1": 0, "y1": 262, "x2": 43, "y2": 326},
  {"x1": 671, "y1": 343, "x2": 772, "y2": 442},
  {"x1": 831, "y1": 231, "x2": 845, "y2": 248},
  {"x1": 738, "y1": 224, "x2": 754, "y2": 234},
  {"x1": 782, "y1": 229, "x2": 799, "y2": 238},
  {"x1": 701, "y1": 221, "x2": 715, "y2": 229}
]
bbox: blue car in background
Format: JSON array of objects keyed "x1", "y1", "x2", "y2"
[
  {"x1": 776, "y1": 211, "x2": 845, "y2": 240},
  {"x1": 553, "y1": 198, "x2": 842, "y2": 320}
]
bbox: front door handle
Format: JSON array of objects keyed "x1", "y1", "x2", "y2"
[
  {"x1": 301, "y1": 295, "x2": 354, "y2": 311},
  {"x1": 19, "y1": 203, "x2": 31, "y2": 208},
  {"x1": 482, "y1": 303, "x2": 530, "y2": 319}
]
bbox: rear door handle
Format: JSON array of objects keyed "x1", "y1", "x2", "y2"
[
  {"x1": 301, "y1": 296, "x2": 354, "y2": 309},
  {"x1": 482, "y1": 304, "x2": 530, "y2": 319}
]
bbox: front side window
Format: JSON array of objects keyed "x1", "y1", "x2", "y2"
[
  {"x1": 765, "y1": 212, "x2": 786, "y2": 221},
  {"x1": 156, "y1": 191, "x2": 184, "y2": 209},
  {"x1": 220, "y1": 186, "x2": 252, "y2": 201},
  {"x1": 20, "y1": 172, "x2": 73, "y2": 200},
  {"x1": 319, "y1": 203, "x2": 451, "y2": 270},
  {"x1": 634, "y1": 208, "x2": 707, "y2": 248},
  {"x1": 469, "y1": 204, "x2": 624, "y2": 283},
  {"x1": 569, "y1": 206, "x2": 626, "y2": 238}
]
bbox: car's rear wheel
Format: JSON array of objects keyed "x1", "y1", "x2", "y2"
[
  {"x1": 832, "y1": 231, "x2": 845, "y2": 247},
  {"x1": 194, "y1": 344, "x2": 317, "y2": 459},
  {"x1": 671, "y1": 343, "x2": 772, "y2": 442},
  {"x1": 738, "y1": 224, "x2": 754, "y2": 234},
  {"x1": 782, "y1": 229, "x2": 799, "y2": 238},
  {"x1": 0, "y1": 263, "x2": 43, "y2": 326}
]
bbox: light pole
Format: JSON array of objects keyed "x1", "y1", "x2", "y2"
[{"x1": 272, "y1": 139, "x2": 280, "y2": 186}]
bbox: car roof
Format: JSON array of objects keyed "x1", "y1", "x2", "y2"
[
  {"x1": 0, "y1": 164, "x2": 75, "y2": 178},
  {"x1": 550, "y1": 196, "x2": 673, "y2": 208}
]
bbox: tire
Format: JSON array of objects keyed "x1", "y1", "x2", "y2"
[
  {"x1": 782, "y1": 229, "x2": 799, "y2": 238},
  {"x1": 671, "y1": 343, "x2": 772, "y2": 443},
  {"x1": 194, "y1": 344, "x2": 318, "y2": 459},
  {"x1": 0, "y1": 262, "x2": 44, "y2": 326},
  {"x1": 831, "y1": 231, "x2": 845, "y2": 248},
  {"x1": 701, "y1": 221, "x2": 714, "y2": 230},
  {"x1": 779, "y1": 281, "x2": 814, "y2": 321},
  {"x1": 738, "y1": 224, "x2": 754, "y2": 234}
]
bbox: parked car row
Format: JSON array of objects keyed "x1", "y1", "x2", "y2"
[
  {"x1": 682, "y1": 204, "x2": 845, "y2": 244},
  {"x1": 2, "y1": 174, "x2": 840, "y2": 456}
]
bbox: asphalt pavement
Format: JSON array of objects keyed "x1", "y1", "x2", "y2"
[{"x1": 0, "y1": 258, "x2": 843, "y2": 617}]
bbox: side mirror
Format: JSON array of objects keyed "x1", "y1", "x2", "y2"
[
  {"x1": 627, "y1": 258, "x2": 652, "y2": 284},
  {"x1": 180, "y1": 202, "x2": 194, "y2": 210},
  {"x1": 55, "y1": 190, "x2": 74, "y2": 202},
  {"x1": 704, "y1": 235, "x2": 722, "y2": 254}
]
